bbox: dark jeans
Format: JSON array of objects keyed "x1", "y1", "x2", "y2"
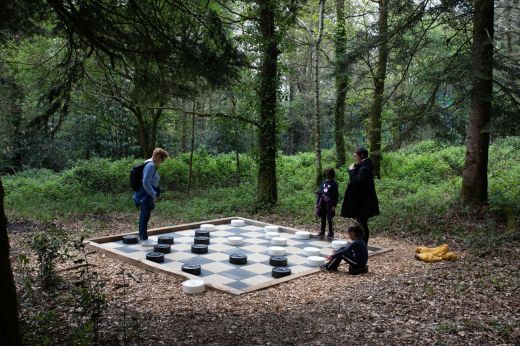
[
  {"x1": 356, "y1": 217, "x2": 369, "y2": 244},
  {"x1": 320, "y1": 214, "x2": 334, "y2": 236},
  {"x1": 138, "y1": 194, "x2": 155, "y2": 240}
]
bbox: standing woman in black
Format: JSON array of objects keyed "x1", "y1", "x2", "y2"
[{"x1": 340, "y1": 148, "x2": 380, "y2": 244}]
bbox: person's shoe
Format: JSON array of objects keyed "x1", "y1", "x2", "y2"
[
  {"x1": 348, "y1": 265, "x2": 368, "y2": 275},
  {"x1": 316, "y1": 233, "x2": 325, "y2": 239},
  {"x1": 326, "y1": 234, "x2": 334, "y2": 241},
  {"x1": 320, "y1": 264, "x2": 338, "y2": 272},
  {"x1": 140, "y1": 239, "x2": 155, "y2": 247}
]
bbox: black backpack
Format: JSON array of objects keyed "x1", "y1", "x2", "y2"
[{"x1": 129, "y1": 162, "x2": 147, "y2": 192}]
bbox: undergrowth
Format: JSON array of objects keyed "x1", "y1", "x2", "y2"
[{"x1": 3, "y1": 138, "x2": 519, "y2": 253}]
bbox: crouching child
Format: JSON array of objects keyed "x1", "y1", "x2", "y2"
[{"x1": 321, "y1": 223, "x2": 368, "y2": 275}]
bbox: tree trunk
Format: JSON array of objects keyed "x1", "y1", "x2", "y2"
[
  {"x1": 368, "y1": 0, "x2": 389, "y2": 179},
  {"x1": 231, "y1": 96, "x2": 241, "y2": 186},
  {"x1": 256, "y1": 0, "x2": 279, "y2": 206},
  {"x1": 334, "y1": 0, "x2": 348, "y2": 168},
  {"x1": 461, "y1": 0, "x2": 494, "y2": 206},
  {"x1": 187, "y1": 101, "x2": 196, "y2": 196},
  {"x1": 314, "y1": 0, "x2": 326, "y2": 187},
  {"x1": 0, "y1": 177, "x2": 22, "y2": 345}
]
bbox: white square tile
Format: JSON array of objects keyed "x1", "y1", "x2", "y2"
[
  {"x1": 171, "y1": 243, "x2": 192, "y2": 252},
  {"x1": 285, "y1": 246, "x2": 304, "y2": 255},
  {"x1": 241, "y1": 275, "x2": 273, "y2": 286},
  {"x1": 203, "y1": 274, "x2": 236, "y2": 285},
  {"x1": 320, "y1": 248, "x2": 334, "y2": 256},
  {"x1": 175, "y1": 236, "x2": 194, "y2": 244},
  {"x1": 209, "y1": 243, "x2": 235, "y2": 252},
  {"x1": 214, "y1": 225, "x2": 234, "y2": 231},
  {"x1": 162, "y1": 261, "x2": 184, "y2": 271},
  {"x1": 286, "y1": 239, "x2": 304, "y2": 246},
  {"x1": 211, "y1": 230, "x2": 234, "y2": 237},
  {"x1": 241, "y1": 231, "x2": 265, "y2": 238},
  {"x1": 243, "y1": 238, "x2": 270, "y2": 245},
  {"x1": 290, "y1": 265, "x2": 313, "y2": 274},
  {"x1": 202, "y1": 252, "x2": 230, "y2": 262},
  {"x1": 176, "y1": 229, "x2": 196, "y2": 237},
  {"x1": 247, "y1": 253, "x2": 270, "y2": 263},
  {"x1": 287, "y1": 254, "x2": 308, "y2": 265},
  {"x1": 242, "y1": 244, "x2": 269, "y2": 253},
  {"x1": 209, "y1": 237, "x2": 228, "y2": 244},
  {"x1": 241, "y1": 225, "x2": 263, "y2": 232},
  {"x1": 202, "y1": 262, "x2": 235, "y2": 273},
  {"x1": 165, "y1": 252, "x2": 195, "y2": 261},
  {"x1": 243, "y1": 263, "x2": 272, "y2": 275}
]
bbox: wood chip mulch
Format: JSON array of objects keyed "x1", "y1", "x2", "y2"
[{"x1": 8, "y1": 216, "x2": 520, "y2": 345}]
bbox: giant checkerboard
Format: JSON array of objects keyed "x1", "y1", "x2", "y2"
[{"x1": 87, "y1": 217, "x2": 389, "y2": 295}]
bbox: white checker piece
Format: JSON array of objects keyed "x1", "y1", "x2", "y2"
[{"x1": 98, "y1": 220, "x2": 385, "y2": 294}]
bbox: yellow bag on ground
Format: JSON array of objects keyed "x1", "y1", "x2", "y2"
[{"x1": 415, "y1": 244, "x2": 458, "y2": 263}]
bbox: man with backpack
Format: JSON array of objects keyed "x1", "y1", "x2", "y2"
[{"x1": 132, "y1": 148, "x2": 169, "y2": 246}]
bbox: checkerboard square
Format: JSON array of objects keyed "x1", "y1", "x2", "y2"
[
  {"x1": 182, "y1": 256, "x2": 214, "y2": 266},
  {"x1": 320, "y1": 248, "x2": 334, "y2": 256},
  {"x1": 162, "y1": 261, "x2": 184, "y2": 271},
  {"x1": 176, "y1": 230, "x2": 196, "y2": 237},
  {"x1": 219, "y1": 267, "x2": 258, "y2": 280},
  {"x1": 241, "y1": 244, "x2": 269, "y2": 253},
  {"x1": 209, "y1": 243, "x2": 235, "y2": 252},
  {"x1": 241, "y1": 275, "x2": 273, "y2": 286},
  {"x1": 164, "y1": 252, "x2": 195, "y2": 261},
  {"x1": 209, "y1": 237, "x2": 228, "y2": 244},
  {"x1": 246, "y1": 252, "x2": 270, "y2": 263},
  {"x1": 202, "y1": 262, "x2": 235, "y2": 273},
  {"x1": 214, "y1": 225, "x2": 234, "y2": 231},
  {"x1": 243, "y1": 263, "x2": 272, "y2": 275},
  {"x1": 286, "y1": 239, "x2": 304, "y2": 246},
  {"x1": 114, "y1": 246, "x2": 140, "y2": 253},
  {"x1": 203, "y1": 274, "x2": 236, "y2": 285},
  {"x1": 287, "y1": 254, "x2": 308, "y2": 265},
  {"x1": 223, "y1": 248, "x2": 253, "y2": 256},
  {"x1": 226, "y1": 280, "x2": 249, "y2": 290},
  {"x1": 211, "y1": 230, "x2": 234, "y2": 237},
  {"x1": 241, "y1": 225, "x2": 263, "y2": 232},
  {"x1": 202, "y1": 252, "x2": 230, "y2": 262},
  {"x1": 243, "y1": 238, "x2": 270, "y2": 245},
  {"x1": 174, "y1": 236, "x2": 194, "y2": 244},
  {"x1": 170, "y1": 243, "x2": 192, "y2": 252},
  {"x1": 285, "y1": 246, "x2": 304, "y2": 255},
  {"x1": 241, "y1": 231, "x2": 265, "y2": 238},
  {"x1": 290, "y1": 264, "x2": 314, "y2": 274}
]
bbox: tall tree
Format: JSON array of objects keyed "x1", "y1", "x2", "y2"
[
  {"x1": 256, "y1": 0, "x2": 279, "y2": 206},
  {"x1": 461, "y1": 0, "x2": 494, "y2": 205},
  {"x1": 0, "y1": 177, "x2": 21, "y2": 345},
  {"x1": 313, "y1": 0, "x2": 326, "y2": 186},
  {"x1": 368, "y1": 0, "x2": 389, "y2": 179},
  {"x1": 333, "y1": 0, "x2": 348, "y2": 168}
]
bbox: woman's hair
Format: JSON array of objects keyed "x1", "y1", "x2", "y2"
[
  {"x1": 347, "y1": 222, "x2": 365, "y2": 239},
  {"x1": 323, "y1": 167, "x2": 335, "y2": 179},
  {"x1": 152, "y1": 148, "x2": 169, "y2": 161},
  {"x1": 355, "y1": 147, "x2": 369, "y2": 159}
]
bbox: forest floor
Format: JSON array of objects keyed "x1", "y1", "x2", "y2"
[{"x1": 9, "y1": 214, "x2": 520, "y2": 345}]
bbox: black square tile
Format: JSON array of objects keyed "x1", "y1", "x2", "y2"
[
  {"x1": 223, "y1": 248, "x2": 253, "y2": 256},
  {"x1": 219, "y1": 267, "x2": 258, "y2": 280},
  {"x1": 225, "y1": 280, "x2": 249, "y2": 290},
  {"x1": 181, "y1": 256, "x2": 214, "y2": 266}
]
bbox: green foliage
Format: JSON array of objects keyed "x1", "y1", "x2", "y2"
[{"x1": 28, "y1": 226, "x2": 69, "y2": 289}]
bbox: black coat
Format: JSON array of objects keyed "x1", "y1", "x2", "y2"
[{"x1": 340, "y1": 158, "x2": 380, "y2": 219}]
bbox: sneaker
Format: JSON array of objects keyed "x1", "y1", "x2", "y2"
[
  {"x1": 320, "y1": 264, "x2": 338, "y2": 272},
  {"x1": 140, "y1": 239, "x2": 156, "y2": 247},
  {"x1": 316, "y1": 233, "x2": 325, "y2": 239},
  {"x1": 348, "y1": 265, "x2": 368, "y2": 275},
  {"x1": 326, "y1": 234, "x2": 334, "y2": 241}
]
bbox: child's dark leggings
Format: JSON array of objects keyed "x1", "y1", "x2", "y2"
[
  {"x1": 326, "y1": 254, "x2": 358, "y2": 270},
  {"x1": 320, "y1": 214, "x2": 334, "y2": 236}
]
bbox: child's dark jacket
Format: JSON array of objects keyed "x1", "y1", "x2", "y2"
[
  {"x1": 316, "y1": 180, "x2": 339, "y2": 217},
  {"x1": 332, "y1": 239, "x2": 368, "y2": 267}
]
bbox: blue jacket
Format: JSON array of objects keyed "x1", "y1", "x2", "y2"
[{"x1": 133, "y1": 160, "x2": 160, "y2": 203}]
